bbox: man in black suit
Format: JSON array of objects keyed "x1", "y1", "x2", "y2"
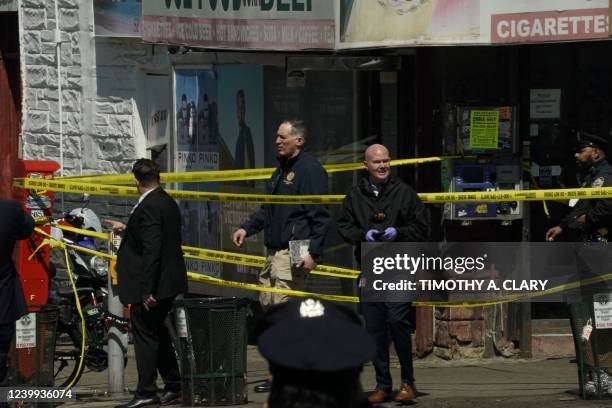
[
  {"x1": 107, "y1": 159, "x2": 188, "y2": 408},
  {"x1": 0, "y1": 199, "x2": 34, "y2": 387}
]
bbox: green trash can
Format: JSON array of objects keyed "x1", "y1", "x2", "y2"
[
  {"x1": 569, "y1": 301, "x2": 612, "y2": 399},
  {"x1": 8, "y1": 305, "x2": 59, "y2": 407},
  {"x1": 174, "y1": 298, "x2": 250, "y2": 406}
]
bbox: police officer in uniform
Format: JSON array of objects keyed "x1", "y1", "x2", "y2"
[
  {"x1": 546, "y1": 133, "x2": 612, "y2": 243},
  {"x1": 256, "y1": 298, "x2": 376, "y2": 408},
  {"x1": 338, "y1": 144, "x2": 429, "y2": 404}
]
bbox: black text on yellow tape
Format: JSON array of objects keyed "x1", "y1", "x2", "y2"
[
  {"x1": 14, "y1": 177, "x2": 346, "y2": 204},
  {"x1": 187, "y1": 272, "x2": 359, "y2": 303},
  {"x1": 56, "y1": 155, "x2": 469, "y2": 185},
  {"x1": 182, "y1": 246, "x2": 359, "y2": 279},
  {"x1": 37, "y1": 226, "x2": 612, "y2": 307},
  {"x1": 16, "y1": 177, "x2": 612, "y2": 205}
]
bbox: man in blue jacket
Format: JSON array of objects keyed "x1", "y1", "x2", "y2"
[
  {"x1": 0, "y1": 200, "x2": 34, "y2": 387},
  {"x1": 233, "y1": 120, "x2": 330, "y2": 394},
  {"x1": 232, "y1": 119, "x2": 330, "y2": 308}
]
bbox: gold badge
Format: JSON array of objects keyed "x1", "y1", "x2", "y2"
[
  {"x1": 284, "y1": 171, "x2": 295, "y2": 185},
  {"x1": 373, "y1": 212, "x2": 386, "y2": 222},
  {"x1": 592, "y1": 177, "x2": 605, "y2": 188}
]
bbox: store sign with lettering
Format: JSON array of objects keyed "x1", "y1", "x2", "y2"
[
  {"x1": 491, "y1": 8, "x2": 609, "y2": 43},
  {"x1": 143, "y1": 0, "x2": 333, "y2": 50}
]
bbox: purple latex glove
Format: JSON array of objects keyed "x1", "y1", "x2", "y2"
[
  {"x1": 381, "y1": 227, "x2": 398, "y2": 242},
  {"x1": 365, "y1": 229, "x2": 380, "y2": 242}
]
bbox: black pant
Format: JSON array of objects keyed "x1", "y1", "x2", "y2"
[
  {"x1": 130, "y1": 297, "x2": 181, "y2": 397},
  {"x1": 0, "y1": 322, "x2": 14, "y2": 386},
  {"x1": 361, "y1": 302, "x2": 414, "y2": 390}
]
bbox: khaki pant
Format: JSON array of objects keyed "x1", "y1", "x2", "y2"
[{"x1": 259, "y1": 249, "x2": 307, "y2": 308}]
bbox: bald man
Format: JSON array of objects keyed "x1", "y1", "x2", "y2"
[{"x1": 338, "y1": 144, "x2": 428, "y2": 404}]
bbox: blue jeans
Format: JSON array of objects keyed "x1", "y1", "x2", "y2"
[{"x1": 361, "y1": 302, "x2": 414, "y2": 390}]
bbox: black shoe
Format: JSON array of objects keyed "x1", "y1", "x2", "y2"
[
  {"x1": 159, "y1": 390, "x2": 181, "y2": 405},
  {"x1": 254, "y1": 379, "x2": 272, "y2": 393},
  {"x1": 115, "y1": 396, "x2": 160, "y2": 408}
]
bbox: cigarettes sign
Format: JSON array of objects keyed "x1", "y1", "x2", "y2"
[{"x1": 492, "y1": 8, "x2": 609, "y2": 43}]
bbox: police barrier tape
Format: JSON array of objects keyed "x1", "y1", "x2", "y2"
[
  {"x1": 187, "y1": 272, "x2": 360, "y2": 303},
  {"x1": 51, "y1": 224, "x2": 359, "y2": 279},
  {"x1": 57, "y1": 156, "x2": 470, "y2": 185},
  {"x1": 14, "y1": 177, "x2": 612, "y2": 205},
  {"x1": 38, "y1": 227, "x2": 612, "y2": 307},
  {"x1": 181, "y1": 246, "x2": 359, "y2": 279}
]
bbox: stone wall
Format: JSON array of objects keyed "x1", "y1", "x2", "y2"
[{"x1": 18, "y1": 0, "x2": 169, "y2": 220}]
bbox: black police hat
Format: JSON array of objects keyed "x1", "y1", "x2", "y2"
[
  {"x1": 576, "y1": 132, "x2": 609, "y2": 152},
  {"x1": 257, "y1": 298, "x2": 375, "y2": 372}
]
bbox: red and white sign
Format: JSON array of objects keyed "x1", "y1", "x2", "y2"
[
  {"x1": 142, "y1": 0, "x2": 334, "y2": 51},
  {"x1": 492, "y1": 8, "x2": 609, "y2": 43}
]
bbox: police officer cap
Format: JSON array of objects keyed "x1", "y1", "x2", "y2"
[
  {"x1": 576, "y1": 132, "x2": 609, "y2": 151},
  {"x1": 256, "y1": 298, "x2": 375, "y2": 372}
]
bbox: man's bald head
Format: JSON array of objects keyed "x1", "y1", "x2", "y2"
[
  {"x1": 364, "y1": 144, "x2": 390, "y2": 161},
  {"x1": 364, "y1": 144, "x2": 391, "y2": 185}
]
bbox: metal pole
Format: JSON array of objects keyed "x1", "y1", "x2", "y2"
[{"x1": 107, "y1": 232, "x2": 127, "y2": 395}]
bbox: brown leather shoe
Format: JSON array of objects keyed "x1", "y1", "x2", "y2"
[
  {"x1": 368, "y1": 388, "x2": 390, "y2": 404},
  {"x1": 394, "y1": 383, "x2": 417, "y2": 402}
]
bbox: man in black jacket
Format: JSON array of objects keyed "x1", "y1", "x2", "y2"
[
  {"x1": 546, "y1": 132, "x2": 612, "y2": 243},
  {"x1": 0, "y1": 200, "x2": 34, "y2": 387},
  {"x1": 338, "y1": 144, "x2": 428, "y2": 405},
  {"x1": 107, "y1": 159, "x2": 188, "y2": 408}
]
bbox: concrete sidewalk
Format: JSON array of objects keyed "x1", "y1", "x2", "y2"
[{"x1": 62, "y1": 346, "x2": 612, "y2": 408}]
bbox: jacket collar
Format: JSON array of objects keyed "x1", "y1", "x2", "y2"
[
  {"x1": 590, "y1": 159, "x2": 610, "y2": 176},
  {"x1": 277, "y1": 150, "x2": 305, "y2": 171},
  {"x1": 358, "y1": 175, "x2": 396, "y2": 197}
]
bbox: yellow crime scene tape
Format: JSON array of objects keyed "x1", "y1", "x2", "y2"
[
  {"x1": 14, "y1": 177, "x2": 612, "y2": 205},
  {"x1": 57, "y1": 155, "x2": 470, "y2": 185},
  {"x1": 182, "y1": 246, "x2": 359, "y2": 279},
  {"x1": 187, "y1": 273, "x2": 360, "y2": 303},
  {"x1": 37, "y1": 226, "x2": 612, "y2": 307},
  {"x1": 52, "y1": 225, "x2": 358, "y2": 279}
]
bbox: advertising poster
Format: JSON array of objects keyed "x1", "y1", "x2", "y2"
[
  {"x1": 174, "y1": 68, "x2": 220, "y2": 277},
  {"x1": 94, "y1": 0, "x2": 143, "y2": 37},
  {"x1": 469, "y1": 110, "x2": 500, "y2": 149},
  {"x1": 338, "y1": 0, "x2": 608, "y2": 48},
  {"x1": 338, "y1": 0, "x2": 481, "y2": 48},
  {"x1": 217, "y1": 65, "x2": 265, "y2": 283}
]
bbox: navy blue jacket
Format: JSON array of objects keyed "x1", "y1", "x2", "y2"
[
  {"x1": 241, "y1": 151, "x2": 330, "y2": 258},
  {"x1": 0, "y1": 200, "x2": 34, "y2": 323}
]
